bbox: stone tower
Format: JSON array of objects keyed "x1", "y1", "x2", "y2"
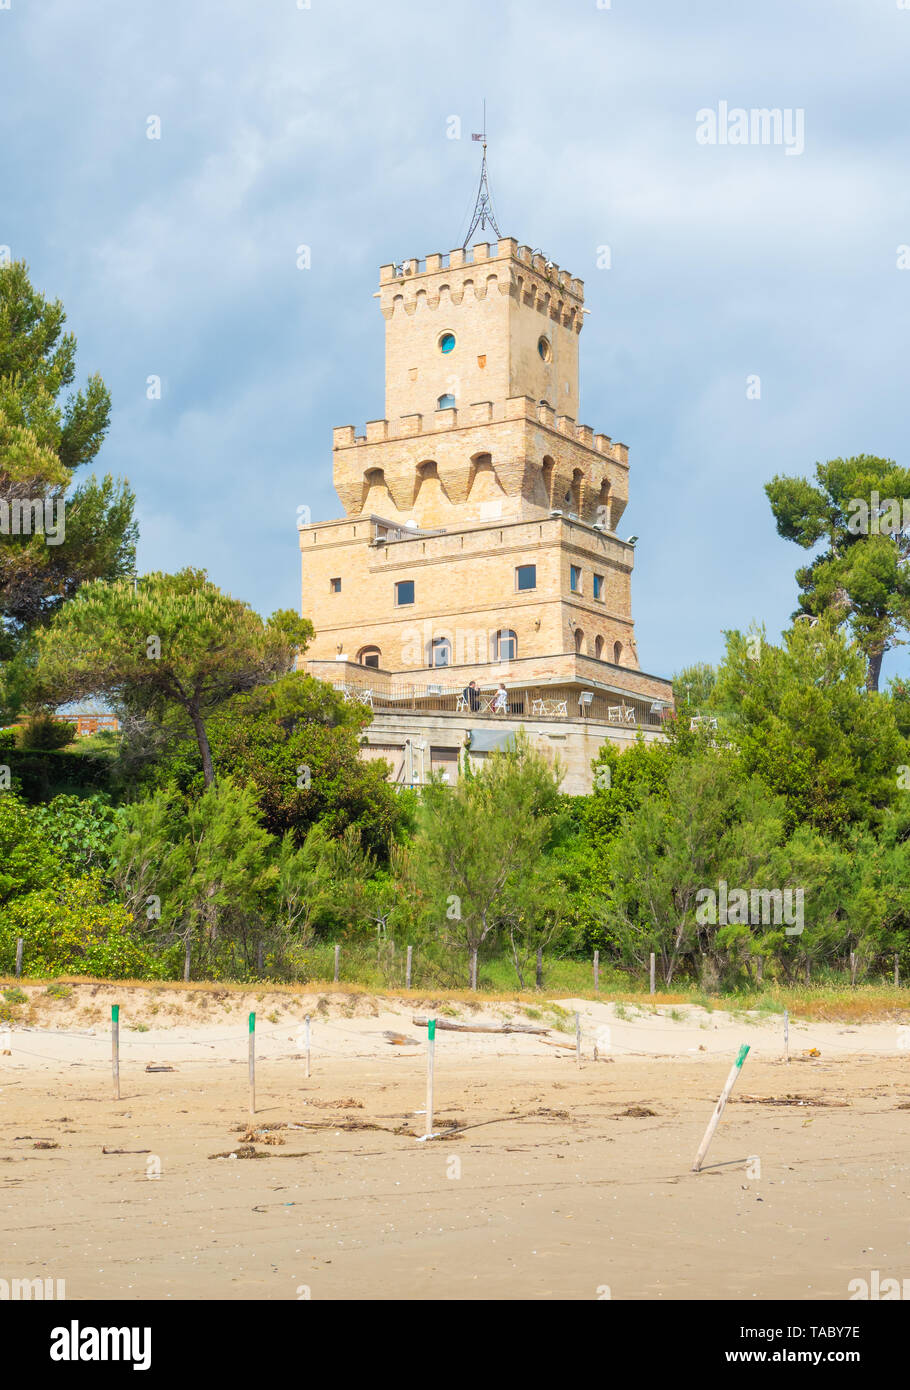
[
  {"x1": 331, "y1": 238, "x2": 628, "y2": 534},
  {"x1": 299, "y1": 232, "x2": 673, "y2": 784}
]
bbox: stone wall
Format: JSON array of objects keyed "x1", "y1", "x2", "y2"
[
  {"x1": 358, "y1": 708, "x2": 666, "y2": 796},
  {"x1": 300, "y1": 513, "x2": 640, "y2": 674}
]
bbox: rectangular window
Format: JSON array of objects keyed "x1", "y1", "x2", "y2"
[
  {"x1": 395, "y1": 579, "x2": 415, "y2": 606},
  {"x1": 593, "y1": 573, "x2": 604, "y2": 600},
  {"x1": 570, "y1": 565, "x2": 582, "y2": 593},
  {"x1": 516, "y1": 564, "x2": 536, "y2": 592},
  {"x1": 330, "y1": 577, "x2": 341, "y2": 593}
]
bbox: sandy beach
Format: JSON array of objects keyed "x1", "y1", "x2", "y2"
[{"x1": 2, "y1": 984, "x2": 909, "y2": 1300}]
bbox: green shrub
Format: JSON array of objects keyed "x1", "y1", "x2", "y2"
[
  {"x1": 32, "y1": 794, "x2": 119, "y2": 873},
  {"x1": 0, "y1": 875, "x2": 150, "y2": 978},
  {"x1": 4, "y1": 749, "x2": 117, "y2": 802},
  {"x1": 16, "y1": 714, "x2": 77, "y2": 751},
  {"x1": 0, "y1": 792, "x2": 62, "y2": 906}
]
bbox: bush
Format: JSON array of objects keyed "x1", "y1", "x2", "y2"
[
  {"x1": 0, "y1": 875, "x2": 154, "y2": 978},
  {"x1": 0, "y1": 791, "x2": 62, "y2": 906},
  {"x1": 16, "y1": 713, "x2": 77, "y2": 750},
  {"x1": 31, "y1": 793, "x2": 120, "y2": 873},
  {"x1": 4, "y1": 749, "x2": 117, "y2": 802}
]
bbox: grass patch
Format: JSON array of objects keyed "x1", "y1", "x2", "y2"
[{"x1": 1, "y1": 968, "x2": 908, "y2": 1025}]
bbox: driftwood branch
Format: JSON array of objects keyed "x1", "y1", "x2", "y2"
[{"x1": 411, "y1": 1016, "x2": 550, "y2": 1036}]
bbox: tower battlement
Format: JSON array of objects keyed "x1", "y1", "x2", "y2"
[
  {"x1": 378, "y1": 238, "x2": 584, "y2": 329},
  {"x1": 332, "y1": 396, "x2": 628, "y2": 467}
]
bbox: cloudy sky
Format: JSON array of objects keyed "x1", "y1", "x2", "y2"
[{"x1": 3, "y1": 0, "x2": 909, "y2": 681}]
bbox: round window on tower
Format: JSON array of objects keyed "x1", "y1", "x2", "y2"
[
  {"x1": 538, "y1": 335, "x2": 552, "y2": 362},
  {"x1": 439, "y1": 332, "x2": 456, "y2": 354}
]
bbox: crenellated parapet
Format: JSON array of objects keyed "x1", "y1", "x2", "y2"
[
  {"x1": 332, "y1": 397, "x2": 628, "y2": 466},
  {"x1": 331, "y1": 395, "x2": 629, "y2": 531},
  {"x1": 378, "y1": 238, "x2": 585, "y2": 333}
]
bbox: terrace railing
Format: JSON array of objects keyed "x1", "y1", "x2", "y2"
[{"x1": 332, "y1": 676, "x2": 666, "y2": 728}]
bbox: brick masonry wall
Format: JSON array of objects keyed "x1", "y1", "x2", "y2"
[
  {"x1": 300, "y1": 514, "x2": 641, "y2": 673},
  {"x1": 379, "y1": 238, "x2": 584, "y2": 423},
  {"x1": 332, "y1": 403, "x2": 629, "y2": 530}
]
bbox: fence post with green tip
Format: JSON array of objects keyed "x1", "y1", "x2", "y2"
[
  {"x1": 692, "y1": 1044, "x2": 750, "y2": 1173},
  {"x1": 426, "y1": 1018, "x2": 436, "y2": 1138},
  {"x1": 112, "y1": 1004, "x2": 120, "y2": 1100},
  {"x1": 248, "y1": 1012, "x2": 256, "y2": 1115}
]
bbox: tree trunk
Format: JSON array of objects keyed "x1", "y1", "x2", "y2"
[
  {"x1": 536, "y1": 946, "x2": 543, "y2": 990},
  {"x1": 866, "y1": 647, "x2": 884, "y2": 693},
  {"x1": 188, "y1": 703, "x2": 216, "y2": 786},
  {"x1": 469, "y1": 946, "x2": 478, "y2": 991},
  {"x1": 508, "y1": 930, "x2": 525, "y2": 990}
]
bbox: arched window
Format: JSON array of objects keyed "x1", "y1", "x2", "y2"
[
  {"x1": 613, "y1": 640, "x2": 623, "y2": 664},
  {"x1": 437, "y1": 393, "x2": 456, "y2": 409},
  {"x1": 494, "y1": 629, "x2": 517, "y2": 661},
  {"x1": 431, "y1": 636, "x2": 451, "y2": 668},
  {"x1": 569, "y1": 468, "x2": 584, "y2": 516},
  {"x1": 542, "y1": 455, "x2": 555, "y2": 508},
  {"x1": 574, "y1": 628, "x2": 585, "y2": 655},
  {"x1": 594, "y1": 636, "x2": 604, "y2": 660},
  {"x1": 358, "y1": 646, "x2": 382, "y2": 669},
  {"x1": 597, "y1": 479, "x2": 611, "y2": 528}
]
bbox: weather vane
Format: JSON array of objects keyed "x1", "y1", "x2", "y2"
[{"x1": 463, "y1": 100, "x2": 501, "y2": 248}]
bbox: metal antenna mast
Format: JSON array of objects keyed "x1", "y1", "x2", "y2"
[{"x1": 463, "y1": 101, "x2": 501, "y2": 248}]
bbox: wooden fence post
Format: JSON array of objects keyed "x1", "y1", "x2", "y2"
[
  {"x1": 593, "y1": 950, "x2": 600, "y2": 993},
  {"x1": 649, "y1": 953, "x2": 656, "y2": 996},
  {"x1": 248, "y1": 1012, "x2": 256, "y2": 1115},
  {"x1": 111, "y1": 1004, "x2": 120, "y2": 1101},
  {"x1": 15, "y1": 938, "x2": 22, "y2": 979},
  {"x1": 692, "y1": 1045, "x2": 750, "y2": 1172},
  {"x1": 895, "y1": 954, "x2": 901, "y2": 988},
  {"x1": 406, "y1": 945, "x2": 413, "y2": 989},
  {"x1": 425, "y1": 1018, "x2": 436, "y2": 1138},
  {"x1": 333, "y1": 944, "x2": 340, "y2": 983}
]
